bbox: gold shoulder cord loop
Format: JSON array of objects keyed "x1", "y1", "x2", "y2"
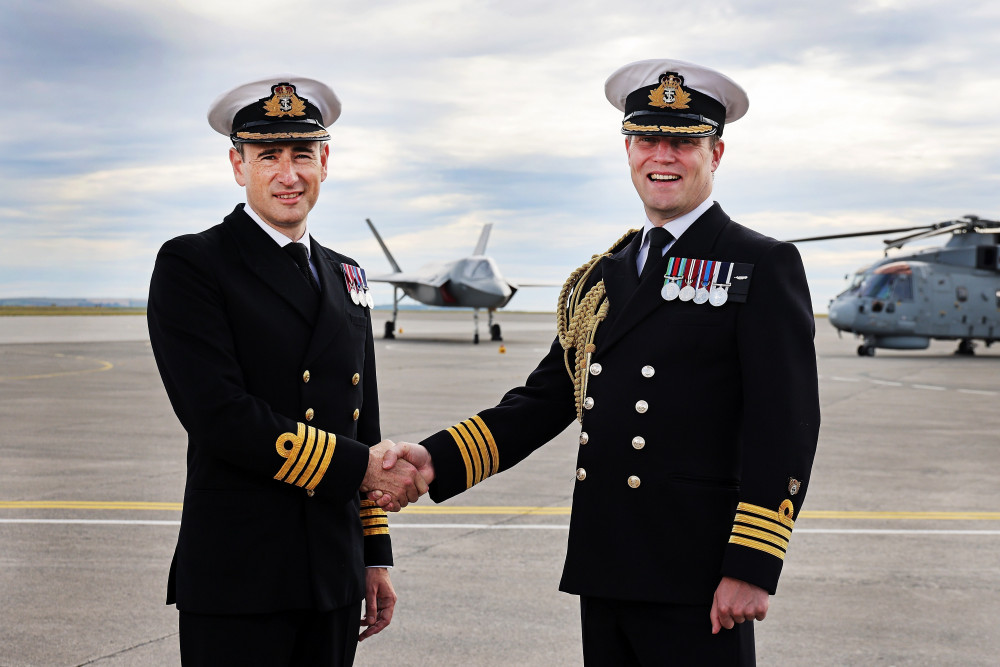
[{"x1": 556, "y1": 229, "x2": 638, "y2": 421}]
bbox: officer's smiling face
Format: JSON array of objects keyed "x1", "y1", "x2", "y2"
[
  {"x1": 230, "y1": 141, "x2": 329, "y2": 234},
  {"x1": 626, "y1": 135, "x2": 723, "y2": 225}
]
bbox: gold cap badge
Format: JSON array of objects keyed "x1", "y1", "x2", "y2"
[
  {"x1": 263, "y1": 84, "x2": 307, "y2": 118},
  {"x1": 788, "y1": 478, "x2": 801, "y2": 495},
  {"x1": 648, "y1": 72, "x2": 692, "y2": 110}
]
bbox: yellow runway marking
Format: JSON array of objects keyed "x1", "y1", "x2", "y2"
[
  {"x1": 2, "y1": 502, "x2": 1000, "y2": 521},
  {"x1": 0, "y1": 354, "x2": 114, "y2": 381},
  {"x1": 0, "y1": 501, "x2": 183, "y2": 510}
]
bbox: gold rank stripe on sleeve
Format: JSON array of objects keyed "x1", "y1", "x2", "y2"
[
  {"x1": 274, "y1": 423, "x2": 337, "y2": 490},
  {"x1": 360, "y1": 499, "x2": 390, "y2": 537},
  {"x1": 729, "y1": 500, "x2": 795, "y2": 561},
  {"x1": 445, "y1": 416, "x2": 500, "y2": 489}
]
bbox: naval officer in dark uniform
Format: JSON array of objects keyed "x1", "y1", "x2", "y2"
[
  {"x1": 373, "y1": 59, "x2": 821, "y2": 664},
  {"x1": 148, "y1": 75, "x2": 428, "y2": 666}
]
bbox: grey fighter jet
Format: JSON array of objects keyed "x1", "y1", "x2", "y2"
[{"x1": 365, "y1": 218, "x2": 557, "y2": 343}]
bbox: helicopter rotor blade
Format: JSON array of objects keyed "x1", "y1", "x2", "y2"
[
  {"x1": 786, "y1": 225, "x2": 933, "y2": 243},
  {"x1": 966, "y1": 215, "x2": 1000, "y2": 233},
  {"x1": 883, "y1": 222, "x2": 968, "y2": 250}
]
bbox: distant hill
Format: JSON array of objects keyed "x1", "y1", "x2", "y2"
[{"x1": 0, "y1": 298, "x2": 148, "y2": 308}]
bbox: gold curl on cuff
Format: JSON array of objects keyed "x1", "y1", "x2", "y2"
[{"x1": 737, "y1": 501, "x2": 795, "y2": 529}]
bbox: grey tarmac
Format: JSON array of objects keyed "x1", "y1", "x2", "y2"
[{"x1": 1, "y1": 311, "x2": 998, "y2": 666}]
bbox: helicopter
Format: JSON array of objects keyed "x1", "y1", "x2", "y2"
[{"x1": 789, "y1": 215, "x2": 1000, "y2": 356}]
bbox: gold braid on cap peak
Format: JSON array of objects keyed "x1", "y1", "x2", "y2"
[{"x1": 557, "y1": 229, "x2": 638, "y2": 421}]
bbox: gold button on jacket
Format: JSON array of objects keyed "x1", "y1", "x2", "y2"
[
  {"x1": 576, "y1": 468, "x2": 587, "y2": 481},
  {"x1": 627, "y1": 475, "x2": 641, "y2": 488},
  {"x1": 352, "y1": 408, "x2": 360, "y2": 421},
  {"x1": 632, "y1": 436, "x2": 645, "y2": 449},
  {"x1": 579, "y1": 431, "x2": 589, "y2": 445},
  {"x1": 302, "y1": 370, "x2": 311, "y2": 383},
  {"x1": 304, "y1": 408, "x2": 314, "y2": 421},
  {"x1": 351, "y1": 372, "x2": 360, "y2": 386}
]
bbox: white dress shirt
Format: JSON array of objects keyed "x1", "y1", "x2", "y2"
[
  {"x1": 243, "y1": 204, "x2": 319, "y2": 283},
  {"x1": 635, "y1": 197, "x2": 715, "y2": 276}
]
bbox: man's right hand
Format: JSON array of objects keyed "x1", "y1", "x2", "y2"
[
  {"x1": 360, "y1": 440, "x2": 428, "y2": 508},
  {"x1": 369, "y1": 442, "x2": 435, "y2": 512}
]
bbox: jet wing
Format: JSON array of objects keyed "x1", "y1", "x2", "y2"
[
  {"x1": 366, "y1": 271, "x2": 449, "y2": 288},
  {"x1": 506, "y1": 279, "x2": 563, "y2": 288}
]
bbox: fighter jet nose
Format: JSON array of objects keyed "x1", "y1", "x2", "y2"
[{"x1": 482, "y1": 278, "x2": 511, "y2": 298}]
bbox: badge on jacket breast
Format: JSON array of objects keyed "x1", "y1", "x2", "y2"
[{"x1": 660, "y1": 258, "x2": 753, "y2": 305}]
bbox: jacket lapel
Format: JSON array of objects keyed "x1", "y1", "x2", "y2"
[
  {"x1": 225, "y1": 206, "x2": 319, "y2": 323},
  {"x1": 596, "y1": 204, "x2": 731, "y2": 353},
  {"x1": 304, "y1": 241, "x2": 348, "y2": 362}
]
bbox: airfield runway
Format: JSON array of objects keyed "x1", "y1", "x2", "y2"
[{"x1": 1, "y1": 310, "x2": 998, "y2": 666}]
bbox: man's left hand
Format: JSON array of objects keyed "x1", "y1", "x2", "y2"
[
  {"x1": 710, "y1": 576, "x2": 769, "y2": 634},
  {"x1": 359, "y1": 567, "x2": 396, "y2": 641}
]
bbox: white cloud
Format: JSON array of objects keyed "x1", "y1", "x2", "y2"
[{"x1": 3, "y1": 0, "x2": 1000, "y2": 303}]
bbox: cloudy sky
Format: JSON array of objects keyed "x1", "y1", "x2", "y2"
[{"x1": 2, "y1": 0, "x2": 998, "y2": 312}]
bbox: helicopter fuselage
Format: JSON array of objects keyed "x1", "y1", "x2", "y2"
[{"x1": 827, "y1": 232, "x2": 1000, "y2": 354}]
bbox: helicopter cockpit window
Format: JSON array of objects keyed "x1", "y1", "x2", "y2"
[
  {"x1": 892, "y1": 275, "x2": 912, "y2": 300},
  {"x1": 956, "y1": 286, "x2": 969, "y2": 302},
  {"x1": 861, "y1": 274, "x2": 893, "y2": 300},
  {"x1": 861, "y1": 272, "x2": 913, "y2": 301}
]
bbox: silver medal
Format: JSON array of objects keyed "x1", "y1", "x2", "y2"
[
  {"x1": 679, "y1": 259, "x2": 699, "y2": 302},
  {"x1": 351, "y1": 287, "x2": 361, "y2": 305},
  {"x1": 708, "y1": 261, "x2": 733, "y2": 308},
  {"x1": 709, "y1": 287, "x2": 728, "y2": 307},
  {"x1": 694, "y1": 287, "x2": 709, "y2": 304},
  {"x1": 661, "y1": 282, "x2": 680, "y2": 300},
  {"x1": 366, "y1": 290, "x2": 374, "y2": 308}
]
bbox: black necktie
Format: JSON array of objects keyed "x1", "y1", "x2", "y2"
[
  {"x1": 284, "y1": 242, "x2": 320, "y2": 293},
  {"x1": 639, "y1": 227, "x2": 673, "y2": 281}
]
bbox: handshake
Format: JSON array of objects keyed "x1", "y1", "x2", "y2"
[{"x1": 360, "y1": 440, "x2": 435, "y2": 512}]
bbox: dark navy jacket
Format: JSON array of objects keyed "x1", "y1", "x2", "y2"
[
  {"x1": 148, "y1": 205, "x2": 391, "y2": 614},
  {"x1": 422, "y1": 203, "x2": 820, "y2": 604}
]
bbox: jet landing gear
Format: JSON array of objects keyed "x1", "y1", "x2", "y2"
[
  {"x1": 857, "y1": 338, "x2": 876, "y2": 356},
  {"x1": 472, "y1": 309, "x2": 503, "y2": 344},
  {"x1": 955, "y1": 339, "x2": 976, "y2": 356},
  {"x1": 383, "y1": 286, "x2": 402, "y2": 340}
]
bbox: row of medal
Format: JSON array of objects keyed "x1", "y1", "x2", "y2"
[
  {"x1": 661, "y1": 257, "x2": 734, "y2": 307},
  {"x1": 343, "y1": 263, "x2": 375, "y2": 308}
]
